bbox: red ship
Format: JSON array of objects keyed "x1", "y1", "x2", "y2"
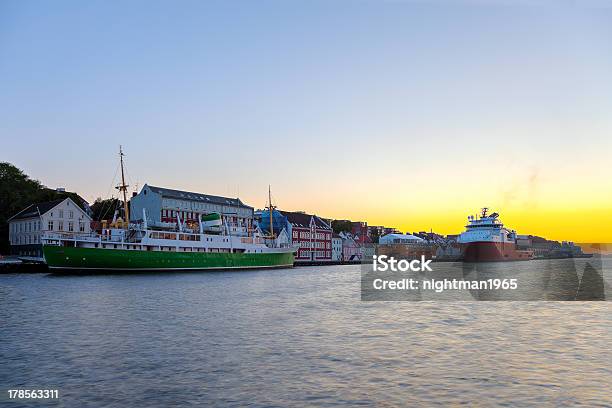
[{"x1": 457, "y1": 208, "x2": 533, "y2": 262}]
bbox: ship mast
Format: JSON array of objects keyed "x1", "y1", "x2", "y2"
[
  {"x1": 268, "y1": 185, "x2": 275, "y2": 238},
  {"x1": 116, "y1": 146, "x2": 130, "y2": 228}
]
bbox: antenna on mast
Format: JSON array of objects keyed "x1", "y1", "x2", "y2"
[
  {"x1": 116, "y1": 146, "x2": 130, "y2": 229},
  {"x1": 268, "y1": 185, "x2": 275, "y2": 239},
  {"x1": 481, "y1": 207, "x2": 489, "y2": 218}
]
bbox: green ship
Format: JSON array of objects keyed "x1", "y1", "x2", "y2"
[
  {"x1": 43, "y1": 243, "x2": 295, "y2": 272},
  {"x1": 42, "y1": 207, "x2": 295, "y2": 272},
  {"x1": 42, "y1": 147, "x2": 295, "y2": 273}
]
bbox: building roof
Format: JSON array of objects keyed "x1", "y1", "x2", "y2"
[
  {"x1": 281, "y1": 210, "x2": 331, "y2": 230},
  {"x1": 146, "y1": 185, "x2": 253, "y2": 209},
  {"x1": 379, "y1": 233, "x2": 425, "y2": 243},
  {"x1": 8, "y1": 198, "x2": 91, "y2": 221}
]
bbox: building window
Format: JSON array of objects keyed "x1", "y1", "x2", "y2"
[
  {"x1": 68, "y1": 222, "x2": 74, "y2": 232},
  {"x1": 79, "y1": 222, "x2": 85, "y2": 232},
  {"x1": 58, "y1": 221, "x2": 64, "y2": 231},
  {"x1": 48, "y1": 221, "x2": 54, "y2": 231},
  {"x1": 69, "y1": 210, "x2": 74, "y2": 219},
  {"x1": 59, "y1": 210, "x2": 64, "y2": 218}
]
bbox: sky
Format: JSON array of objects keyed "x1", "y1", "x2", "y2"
[{"x1": 1, "y1": 0, "x2": 611, "y2": 242}]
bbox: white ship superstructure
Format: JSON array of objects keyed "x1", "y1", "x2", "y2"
[
  {"x1": 458, "y1": 208, "x2": 532, "y2": 262},
  {"x1": 457, "y1": 208, "x2": 516, "y2": 244}
]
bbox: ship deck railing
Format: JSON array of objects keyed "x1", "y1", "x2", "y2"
[{"x1": 42, "y1": 232, "x2": 127, "y2": 243}]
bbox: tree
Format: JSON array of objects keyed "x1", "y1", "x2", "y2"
[
  {"x1": 0, "y1": 162, "x2": 91, "y2": 254},
  {"x1": 331, "y1": 219, "x2": 352, "y2": 234},
  {"x1": 0, "y1": 163, "x2": 46, "y2": 254},
  {"x1": 370, "y1": 228, "x2": 380, "y2": 244},
  {"x1": 90, "y1": 197, "x2": 121, "y2": 221}
]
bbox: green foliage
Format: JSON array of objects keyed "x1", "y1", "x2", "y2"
[
  {"x1": 331, "y1": 219, "x2": 352, "y2": 234},
  {"x1": 370, "y1": 228, "x2": 380, "y2": 244},
  {"x1": 0, "y1": 163, "x2": 43, "y2": 254},
  {"x1": 90, "y1": 197, "x2": 121, "y2": 221},
  {"x1": 0, "y1": 162, "x2": 89, "y2": 254}
]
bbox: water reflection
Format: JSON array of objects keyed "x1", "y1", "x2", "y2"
[{"x1": 1, "y1": 265, "x2": 611, "y2": 407}]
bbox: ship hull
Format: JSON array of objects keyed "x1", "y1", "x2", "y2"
[
  {"x1": 461, "y1": 242, "x2": 533, "y2": 262},
  {"x1": 43, "y1": 245, "x2": 294, "y2": 272}
]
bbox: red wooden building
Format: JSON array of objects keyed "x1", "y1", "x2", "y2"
[{"x1": 281, "y1": 211, "x2": 332, "y2": 262}]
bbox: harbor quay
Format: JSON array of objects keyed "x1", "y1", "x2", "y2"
[
  {"x1": 1, "y1": 163, "x2": 593, "y2": 272},
  {"x1": 0, "y1": 160, "x2": 595, "y2": 271}
]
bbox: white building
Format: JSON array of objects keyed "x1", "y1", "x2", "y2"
[
  {"x1": 8, "y1": 198, "x2": 92, "y2": 258},
  {"x1": 130, "y1": 184, "x2": 254, "y2": 235},
  {"x1": 339, "y1": 232, "x2": 362, "y2": 261},
  {"x1": 332, "y1": 233, "x2": 343, "y2": 261},
  {"x1": 379, "y1": 233, "x2": 424, "y2": 245}
]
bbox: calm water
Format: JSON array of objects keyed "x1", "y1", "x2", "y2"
[{"x1": 1, "y1": 263, "x2": 611, "y2": 407}]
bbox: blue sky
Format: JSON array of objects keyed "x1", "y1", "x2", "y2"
[{"x1": 1, "y1": 0, "x2": 611, "y2": 239}]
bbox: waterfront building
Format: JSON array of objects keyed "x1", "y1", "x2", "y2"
[
  {"x1": 285, "y1": 211, "x2": 332, "y2": 262},
  {"x1": 528, "y1": 235, "x2": 561, "y2": 257},
  {"x1": 332, "y1": 233, "x2": 343, "y2": 261},
  {"x1": 339, "y1": 232, "x2": 363, "y2": 261},
  {"x1": 257, "y1": 209, "x2": 332, "y2": 262},
  {"x1": 377, "y1": 233, "x2": 432, "y2": 260},
  {"x1": 516, "y1": 235, "x2": 533, "y2": 248},
  {"x1": 350, "y1": 221, "x2": 370, "y2": 244},
  {"x1": 281, "y1": 211, "x2": 332, "y2": 262},
  {"x1": 8, "y1": 198, "x2": 92, "y2": 258},
  {"x1": 413, "y1": 231, "x2": 445, "y2": 242},
  {"x1": 379, "y1": 233, "x2": 425, "y2": 245},
  {"x1": 368, "y1": 225, "x2": 400, "y2": 240},
  {"x1": 434, "y1": 240, "x2": 463, "y2": 261},
  {"x1": 130, "y1": 185, "x2": 254, "y2": 236}
]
